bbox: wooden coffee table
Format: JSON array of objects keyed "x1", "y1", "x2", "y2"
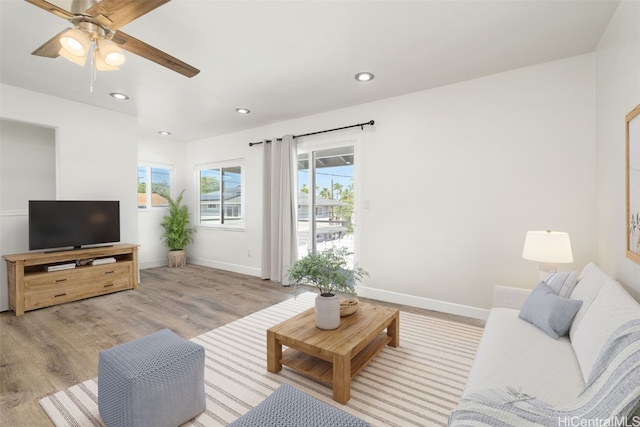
[{"x1": 267, "y1": 301, "x2": 399, "y2": 404}]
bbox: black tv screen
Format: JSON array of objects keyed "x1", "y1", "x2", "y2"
[{"x1": 29, "y1": 200, "x2": 121, "y2": 251}]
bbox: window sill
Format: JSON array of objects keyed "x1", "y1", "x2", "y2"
[
  {"x1": 196, "y1": 224, "x2": 246, "y2": 232},
  {"x1": 138, "y1": 207, "x2": 169, "y2": 212}
]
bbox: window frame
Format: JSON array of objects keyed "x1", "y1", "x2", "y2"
[
  {"x1": 195, "y1": 159, "x2": 245, "y2": 230},
  {"x1": 296, "y1": 136, "x2": 362, "y2": 264},
  {"x1": 137, "y1": 162, "x2": 174, "y2": 210}
]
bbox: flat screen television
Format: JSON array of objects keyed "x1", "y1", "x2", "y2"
[{"x1": 29, "y1": 200, "x2": 121, "y2": 251}]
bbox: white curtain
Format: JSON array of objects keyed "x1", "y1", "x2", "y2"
[{"x1": 261, "y1": 135, "x2": 298, "y2": 283}]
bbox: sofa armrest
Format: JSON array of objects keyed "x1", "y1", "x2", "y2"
[{"x1": 493, "y1": 286, "x2": 531, "y2": 310}]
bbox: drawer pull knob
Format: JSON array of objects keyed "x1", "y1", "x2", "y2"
[
  {"x1": 54, "y1": 293, "x2": 67, "y2": 298},
  {"x1": 54, "y1": 279, "x2": 68, "y2": 283},
  {"x1": 104, "y1": 270, "x2": 116, "y2": 275},
  {"x1": 104, "y1": 284, "x2": 114, "y2": 288}
]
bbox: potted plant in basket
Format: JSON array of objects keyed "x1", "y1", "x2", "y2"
[
  {"x1": 286, "y1": 246, "x2": 369, "y2": 330},
  {"x1": 160, "y1": 190, "x2": 196, "y2": 268}
]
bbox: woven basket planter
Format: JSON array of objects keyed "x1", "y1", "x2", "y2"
[{"x1": 168, "y1": 250, "x2": 186, "y2": 268}]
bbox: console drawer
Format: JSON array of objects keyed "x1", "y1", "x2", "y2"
[
  {"x1": 25, "y1": 277, "x2": 132, "y2": 310},
  {"x1": 24, "y1": 263, "x2": 132, "y2": 290}
]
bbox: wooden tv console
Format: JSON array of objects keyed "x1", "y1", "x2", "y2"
[{"x1": 3, "y1": 243, "x2": 138, "y2": 316}]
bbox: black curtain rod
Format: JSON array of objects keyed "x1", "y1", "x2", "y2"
[{"x1": 248, "y1": 120, "x2": 375, "y2": 146}]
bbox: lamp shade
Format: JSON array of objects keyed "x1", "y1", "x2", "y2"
[
  {"x1": 94, "y1": 48, "x2": 119, "y2": 71},
  {"x1": 60, "y1": 28, "x2": 90, "y2": 57},
  {"x1": 58, "y1": 46, "x2": 88, "y2": 66},
  {"x1": 522, "y1": 231, "x2": 573, "y2": 263},
  {"x1": 97, "y1": 39, "x2": 125, "y2": 66},
  {"x1": 58, "y1": 28, "x2": 89, "y2": 66}
]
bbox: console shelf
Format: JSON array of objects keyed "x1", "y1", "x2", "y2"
[{"x1": 3, "y1": 243, "x2": 139, "y2": 315}]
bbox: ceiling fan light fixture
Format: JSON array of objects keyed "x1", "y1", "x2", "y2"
[
  {"x1": 60, "y1": 28, "x2": 90, "y2": 57},
  {"x1": 28, "y1": 0, "x2": 200, "y2": 78},
  {"x1": 98, "y1": 39, "x2": 126, "y2": 66},
  {"x1": 95, "y1": 48, "x2": 119, "y2": 71},
  {"x1": 105, "y1": 51, "x2": 125, "y2": 66},
  {"x1": 58, "y1": 46, "x2": 88, "y2": 66}
]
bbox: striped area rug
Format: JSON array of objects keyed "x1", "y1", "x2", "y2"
[{"x1": 39, "y1": 292, "x2": 484, "y2": 426}]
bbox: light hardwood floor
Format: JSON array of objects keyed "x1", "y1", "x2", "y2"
[{"x1": 0, "y1": 264, "x2": 484, "y2": 426}]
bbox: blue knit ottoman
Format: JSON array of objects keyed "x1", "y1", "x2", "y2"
[
  {"x1": 228, "y1": 383, "x2": 370, "y2": 426},
  {"x1": 98, "y1": 329, "x2": 205, "y2": 427}
]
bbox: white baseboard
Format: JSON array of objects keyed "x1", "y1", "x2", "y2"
[
  {"x1": 358, "y1": 286, "x2": 489, "y2": 321},
  {"x1": 138, "y1": 260, "x2": 488, "y2": 320},
  {"x1": 139, "y1": 258, "x2": 261, "y2": 277},
  {"x1": 189, "y1": 258, "x2": 262, "y2": 277},
  {"x1": 139, "y1": 259, "x2": 168, "y2": 270}
]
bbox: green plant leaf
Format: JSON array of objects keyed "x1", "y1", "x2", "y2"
[
  {"x1": 160, "y1": 189, "x2": 196, "y2": 251},
  {"x1": 286, "y1": 246, "x2": 369, "y2": 296}
]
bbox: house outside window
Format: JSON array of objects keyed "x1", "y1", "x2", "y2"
[
  {"x1": 138, "y1": 163, "x2": 173, "y2": 209},
  {"x1": 196, "y1": 161, "x2": 244, "y2": 227}
]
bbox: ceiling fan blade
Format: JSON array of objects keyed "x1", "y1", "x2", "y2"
[
  {"x1": 113, "y1": 30, "x2": 200, "y2": 78},
  {"x1": 86, "y1": 0, "x2": 170, "y2": 31},
  {"x1": 31, "y1": 29, "x2": 68, "y2": 58},
  {"x1": 24, "y1": 0, "x2": 75, "y2": 20}
]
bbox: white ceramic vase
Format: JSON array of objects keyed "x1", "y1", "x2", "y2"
[{"x1": 315, "y1": 293, "x2": 340, "y2": 330}]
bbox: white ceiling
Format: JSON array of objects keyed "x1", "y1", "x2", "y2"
[{"x1": 0, "y1": 0, "x2": 619, "y2": 143}]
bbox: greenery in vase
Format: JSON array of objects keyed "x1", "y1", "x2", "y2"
[
  {"x1": 286, "y1": 246, "x2": 369, "y2": 297},
  {"x1": 160, "y1": 190, "x2": 196, "y2": 251}
]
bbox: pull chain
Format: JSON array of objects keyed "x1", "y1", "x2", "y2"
[{"x1": 90, "y1": 42, "x2": 97, "y2": 93}]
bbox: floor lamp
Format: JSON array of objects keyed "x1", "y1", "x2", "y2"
[{"x1": 522, "y1": 230, "x2": 573, "y2": 280}]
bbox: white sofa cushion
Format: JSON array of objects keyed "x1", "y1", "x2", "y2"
[
  {"x1": 570, "y1": 280, "x2": 640, "y2": 381},
  {"x1": 569, "y1": 262, "x2": 613, "y2": 339},
  {"x1": 463, "y1": 307, "x2": 585, "y2": 406}
]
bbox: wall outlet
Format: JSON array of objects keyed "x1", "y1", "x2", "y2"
[{"x1": 247, "y1": 250, "x2": 251, "y2": 257}]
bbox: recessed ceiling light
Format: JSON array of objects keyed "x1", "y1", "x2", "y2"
[
  {"x1": 109, "y1": 92, "x2": 129, "y2": 100},
  {"x1": 158, "y1": 130, "x2": 171, "y2": 136},
  {"x1": 236, "y1": 108, "x2": 251, "y2": 114},
  {"x1": 355, "y1": 72, "x2": 374, "y2": 82}
]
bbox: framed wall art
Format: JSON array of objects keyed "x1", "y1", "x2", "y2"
[{"x1": 626, "y1": 104, "x2": 640, "y2": 264}]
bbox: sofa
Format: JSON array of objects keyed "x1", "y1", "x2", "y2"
[{"x1": 449, "y1": 262, "x2": 640, "y2": 426}]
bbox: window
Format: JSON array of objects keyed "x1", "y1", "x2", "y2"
[
  {"x1": 138, "y1": 163, "x2": 173, "y2": 209},
  {"x1": 196, "y1": 162, "x2": 244, "y2": 227},
  {"x1": 297, "y1": 144, "x2": 356, "y2": 262}
]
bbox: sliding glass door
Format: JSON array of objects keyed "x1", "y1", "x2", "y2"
[{"x1": 297, "y1": 144, "x2": 356, "y2": 266}]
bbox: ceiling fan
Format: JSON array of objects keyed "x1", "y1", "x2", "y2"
[{"x1": 26, "y1": 0, "x2": 200, "y2": 78}]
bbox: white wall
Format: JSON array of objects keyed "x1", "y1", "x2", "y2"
[
  {"x1": 0, "y1": 84, "x2": 138, "y2": 312},
  {"x1": 1, "y1": 119, "x2": 56, "y2": 210},
  {"x1": 0, "y1": 32, "x2": 621, "y2": 318},
  {"x1": 0, "y1": 119, "x2": 57, "y2": 311},
  {"x1": 185, "y1": 54, "x2": 597, "y2": 318},
  {"x1": 137, "y1": 135, "x2": 187, "y2": 268},
  {"x1": 594, "y1": 0, "x2": 640, "y2": 299},
  {"x1": 185, "y1": 132, "x2": 262, "y2": 276},
  {"x1": 0, "y1": 51, "x2": 614, "y2": 318}
]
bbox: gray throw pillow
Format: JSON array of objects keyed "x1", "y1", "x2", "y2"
[
  {"x1": 543, "y1": 271, "x2": 578, "y2": 298},
  {"x1": 519, "y1": 282, "x2": 583, "y2": 339}
]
